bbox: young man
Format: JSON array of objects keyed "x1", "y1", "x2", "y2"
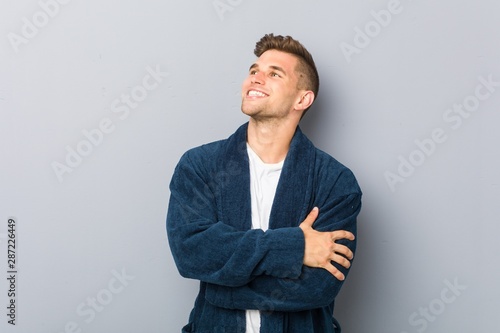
[{"x1": 167, "y1": 34, "x2": 362, "y2": 333}]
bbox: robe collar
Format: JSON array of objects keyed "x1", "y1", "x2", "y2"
[{"x1": 220, "y1": 122, "x2": 316, "y2": 230}]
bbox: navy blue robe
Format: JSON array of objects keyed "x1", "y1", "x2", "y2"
[{"x1": 167, "y1": 123, "x2": 362, "y2": 332}]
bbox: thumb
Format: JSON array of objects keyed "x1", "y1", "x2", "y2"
[{"x1": 300, "y1": 207, "x2": 319, "y2": 229}]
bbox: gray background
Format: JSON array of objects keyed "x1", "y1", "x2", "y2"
[{"x1": 1, "y1": 0, "x2": 499, "y2": 332}]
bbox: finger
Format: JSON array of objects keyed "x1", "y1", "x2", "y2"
[
  {"x1": 332, "y1": 243, "x2": 354, "y2": 260},
  {"x1": 323, "y1": 263, "x2": 345, "y2": 281},
  {"x1": 331, "y1": 253, "x2": 352, "y2": 269},
  {"x1": 331, "y1": 230, "x2": 355, "y2": 241},
  {"x1": 301, "y1": 207, "x2": 319, "y2": 228}
]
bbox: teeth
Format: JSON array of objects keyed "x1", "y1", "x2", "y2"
[{"x1": 248, "y1": 90, "x2": 267, "y2": 97}]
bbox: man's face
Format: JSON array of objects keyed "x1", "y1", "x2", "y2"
[{"x1": 241, "y1": 49, "x2": 303, "y2": 121}]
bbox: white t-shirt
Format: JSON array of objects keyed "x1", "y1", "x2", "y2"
[{"x1": 245, "y1": 144, "x2": 284, "y2": 333}]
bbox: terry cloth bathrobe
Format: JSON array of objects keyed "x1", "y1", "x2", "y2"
[{"x1": 167, "y1": 123, "x2": 362, "y2": 333}]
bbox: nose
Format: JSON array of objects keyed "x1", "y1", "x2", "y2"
[{"x1": 251, "y1": 72, "x2": 264, "y2": 85}]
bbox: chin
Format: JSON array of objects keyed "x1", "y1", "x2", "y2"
[{"x1": 241, "y1": 105, "x2": 261, "y2": 117}]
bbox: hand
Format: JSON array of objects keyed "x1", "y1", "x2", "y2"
[{"x1": 299, "y1": 207, "x2": 355, "y2": 280}]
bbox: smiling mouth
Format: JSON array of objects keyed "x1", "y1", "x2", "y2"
[{"x1": 247, "y1": 90, "x2": 268, "y2": 97}]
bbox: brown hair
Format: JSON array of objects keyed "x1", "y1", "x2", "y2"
[{"x1": 254, "y1": 33, "x2": 320, "y2": 101}]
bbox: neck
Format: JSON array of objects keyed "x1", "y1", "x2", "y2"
[{"x1": 247, "y1": 117, "x2": 298, "y2": 163}]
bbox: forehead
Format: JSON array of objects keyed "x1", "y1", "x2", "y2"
[{"x1": 254, "y1": 49, "x2": 299, "y2": 71}]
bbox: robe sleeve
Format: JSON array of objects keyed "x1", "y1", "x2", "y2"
[
  {"x1": 204, "y1": 192, "x2": 361, "y2": 312},
  {"x1": 167, "y1": 151, "x2": 305, "y2": 287}
]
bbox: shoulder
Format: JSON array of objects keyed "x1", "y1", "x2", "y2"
[
  {"x1": 177, "y1": 139, "x2": 226, "y2": 171},
  {"x1": 176, "y1": 123, "x2": 248, "y2": 172},
  {"x1": 292, "y1": 127, "x2": 362, "y2": 196},
  {"x1": 313, "y1": 147, "x2": 362, "y2": 197}
]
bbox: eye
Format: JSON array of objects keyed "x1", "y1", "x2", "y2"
[
  {"x1": 250, "y1": 70, "x2": 257, "y2": 75},
  {"x1": 270, "y1": 72, "x2": 281, "y2": 78}
]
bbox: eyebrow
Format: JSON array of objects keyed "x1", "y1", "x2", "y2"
[{"x1": 249, "y1": 63, "x2": 287, "y2": 76}]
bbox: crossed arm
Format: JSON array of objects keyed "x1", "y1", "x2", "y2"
[
  {"x1": 167, "y1": 153, "x2": 360, "y2": 311},
  {"x1": 203, "y1": 194, "x2": 360, "y2": 312}
]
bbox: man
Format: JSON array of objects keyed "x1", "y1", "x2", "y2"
[{"x1": 167, "y1": 33, "x2": 362, "y2": 333}]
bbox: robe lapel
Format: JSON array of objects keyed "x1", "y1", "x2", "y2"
[
  {"x1": 270, "y1": 126, "x2": 316, "y2": 229},
  {"x1": 219, "y1": 123, "x2": 316, "y2": 231},
  {"x1": 219, "y1": 123, "x2": 252, "y2": 231}
]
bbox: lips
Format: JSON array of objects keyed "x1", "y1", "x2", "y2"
[{"x1": 247, "y1": 89, "x2": 268, "y2": 97}]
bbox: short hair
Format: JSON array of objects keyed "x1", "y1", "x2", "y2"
[{"x1": 254, "y1": 33, "x2": 320, "y2": 102}]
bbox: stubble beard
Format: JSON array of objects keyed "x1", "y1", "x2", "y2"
[{"x1": 241, "y1": 99, "x2": 291, "y2": 125}]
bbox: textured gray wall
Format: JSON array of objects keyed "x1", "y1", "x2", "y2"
[{"x1": 1, "y1": 1, "x2": 499, "y2": 332}]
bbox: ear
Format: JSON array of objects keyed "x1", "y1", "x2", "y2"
[{"x1": 294, "y1": 90, "x2": 315, "y2": 112}]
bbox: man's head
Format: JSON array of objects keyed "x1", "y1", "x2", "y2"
[
  {"x1": 241, "y1": 34, "x2": 320, "y2": 122},
  {"x1": 254, "y1": 34, "x2": 319, "y2": 100}
]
